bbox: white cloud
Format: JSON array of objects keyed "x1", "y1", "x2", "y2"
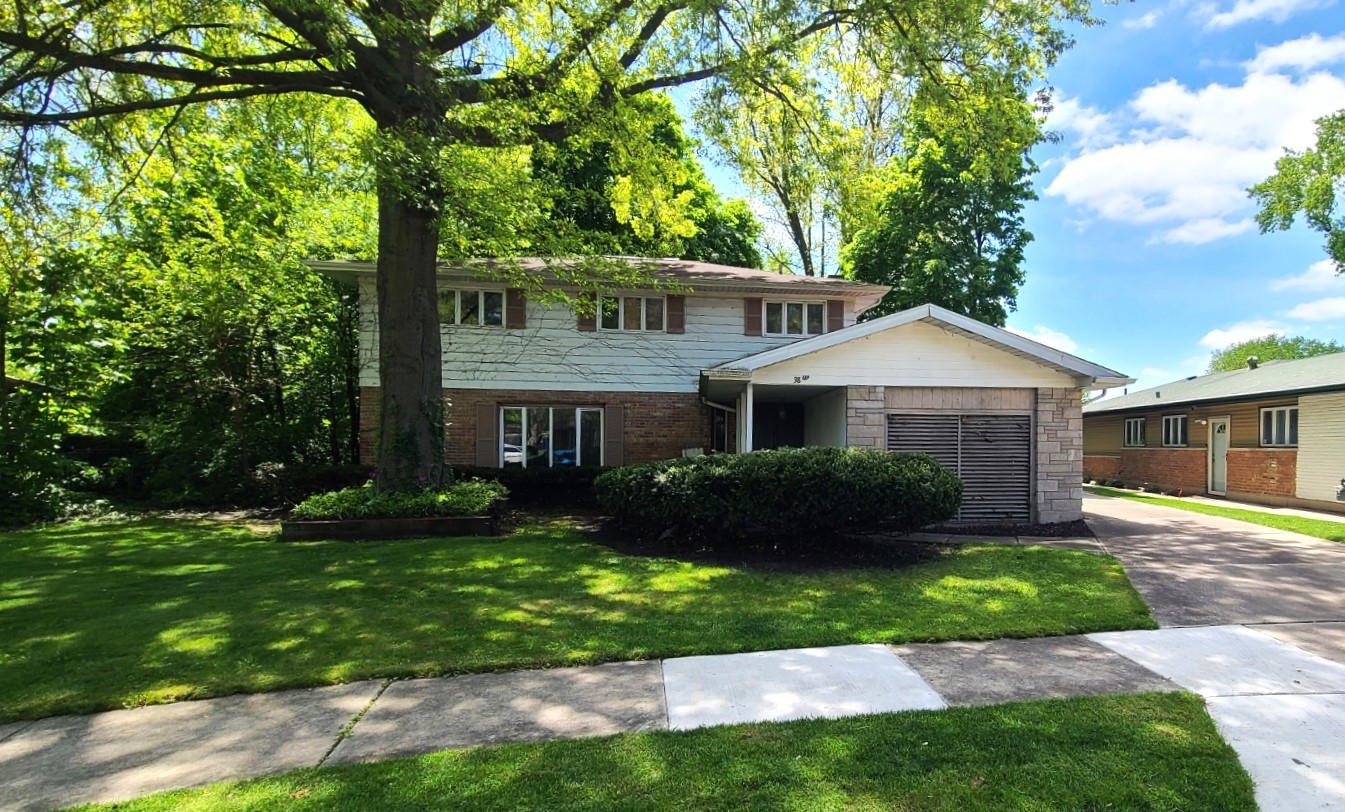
[
  {"x1": 1044, "y1": 69, "x2": 1345, "y2": 244},
  {"x1": 1006, "y1": 324, "x2": 1080, "y2": 353},
  {"x1": 1124, "y1": 9, "x2": 1164, "y2": 28},
  {"x1": 1200, "y1": 0, "x2": 1332, "y2": 28},
  {"x1": 1046, "y1": 96, "x2": 1119, "y2": 150},
  {"x1": 1247, "y1": 33, "x2": 1345, "y2": 73},
  {"x1": 1271, "y1": 259, "x2": 1344, "y2": 291},
  {"x1": 1154, "y1": 217, "x2": 1256, "y2": 244},
  {"x1": 1286, "y1": 296, "x2": 1345, "y2": 320},
  {"x1": 1199, "y1": 319, "x2": 1286, "y2": 348}
]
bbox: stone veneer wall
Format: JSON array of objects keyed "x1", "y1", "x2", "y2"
[
  {"x1": 1035, "y1": 388, "x2": 1084, "y2": 524},
  {"x1": 845, "y1": 386, "x2": 886, "y2": 449}
]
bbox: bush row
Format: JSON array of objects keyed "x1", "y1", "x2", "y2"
[
  {"x1": 594, "y1": 447, "x2": 962, "y2": 540},
  {"x1": 290, "y1": 479, "x2": 508, "y2": 521}
]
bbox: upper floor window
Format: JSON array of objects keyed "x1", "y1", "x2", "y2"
[
  {"x1": 600, "y1": 296, "x2": 664, "y2": 332},
  {"x1": 1260, "y1": 405, "x2": 1298, "y2": 447},
  {"x1": 439, "y1": 290, "x2": 503, "y2": 326},
  {"x1": 1161, "y1": 415, "x2": 1188, "y2": 447},
  {"x1": 765, "y1": 300, "x2": 825, "y2": 337},
  {"x1": 1124, "y1": 417, "x2": 1146, "y2": 447}
]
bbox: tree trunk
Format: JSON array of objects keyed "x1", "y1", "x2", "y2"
[{"x1": 374, "y1": 179, "x2": 444, "y2": 490}]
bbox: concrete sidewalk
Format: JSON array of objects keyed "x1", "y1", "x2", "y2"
[{"x1": 4, "y1": 624, "x2": 1345, "y2": 812}]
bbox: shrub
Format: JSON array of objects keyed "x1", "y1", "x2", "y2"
[
  {"x1": 594, "y1": 447, "x2": 962, "y2": 541},
  {"x1": 290, "y1": 480, "x2": 507, "y2": 521},
  {"x1": 451, "y1": 465, "x2": 602, "y2": 506}
]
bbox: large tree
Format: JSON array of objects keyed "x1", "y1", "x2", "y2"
[
  {"x1": 1251, "y1": 109, "x2": 1345, "y2": 273},
  {"x1": 2, "y1": 0, "x2": 1092, "y2": 488},
  {"x1": 1207, "y1": 334, "x2": 1343, "y2": 374},
  {"x1": 847, "y1": 74, "x2": 1040, "y2": 325}
]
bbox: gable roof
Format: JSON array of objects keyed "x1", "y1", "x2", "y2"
[
  {"x1": 1083, "y1": 351, "x2": 1345, "y2": 414},
  {"x1": 308, "y1": 257, "x2": 890, "y2": 310},
  {"x1": 706, "y1": 303, "x2": 1132, "y2": 388}
]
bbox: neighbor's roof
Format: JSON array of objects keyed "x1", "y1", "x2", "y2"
[
  {"x1": 1083, "y1": 351, "x2": 1345, "y2": 415},
  {"x1": 308, "y1": 257, "x2": 890, "y2": 310},
  {"x1": 706, "y1": 303, "x2": 1133, "y2": 388}
]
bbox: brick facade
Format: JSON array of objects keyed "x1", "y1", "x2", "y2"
[
  {"x1": 359, "y1": 386, "x2": 711, "y2": 467},
  {"x1": 1035, "y1": 388, "x2": 1084, "y2": 524},
  {"x1": 1227, "y1": 449, "x2": 1297, "y2": 497},
  {"x1": 1111, "y1": 448, "x2": 1208, "y2": 492},
  {"x1": 845, "y1": 386, "x2": 885, "y2": 449},
  {"x1": 1083, "y1": 454, "x2": 1120, "y2": 480}
]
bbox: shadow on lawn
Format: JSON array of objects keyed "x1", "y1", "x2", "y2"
[{"x1": 1, "y1": 518, "x2": 1151, "y2": 723}]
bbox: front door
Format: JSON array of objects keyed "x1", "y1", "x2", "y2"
[{"x1": 1209, "y1": 418, "x2": 1229, "y2": 495}]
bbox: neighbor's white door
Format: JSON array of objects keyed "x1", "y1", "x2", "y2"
[{"x1": 1209, "y1": 418, "x2": 1229, "y2": 496}]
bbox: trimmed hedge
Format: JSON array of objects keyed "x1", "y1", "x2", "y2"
[
  {"x1": 289, "y1": 480, "x2": 508, "y2": 521},
  {"x1": 594, "y1": 447, "x2": 962, "y2": 540}
]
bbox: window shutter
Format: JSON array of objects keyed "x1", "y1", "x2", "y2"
[
  {"x1": 604, "y1": 404, "x2": 625, "y2": 466},
  {"x1": 576, "y1": 294, "x2": 597, "y2": 332},
  {"x1": 505, "y1": 288, "x2": 527, "y2": 328},
  {"x1": 666, "y1": 295, "x2": 685, "y2": 334},
  {"x1": 827, "y1": 299, "x2": 844, "y2": 332},
  {"x1": 475, "y1": 402, "x2": 498, "y2": 467},
  {"x1": 743, "y1": 297, "x2": 762, "y2": 336}
]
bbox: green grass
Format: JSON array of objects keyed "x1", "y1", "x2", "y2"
[
  {"x1": 1086, "y1": 485, "x2": 1345, "y2": 542},
  {"x1": 0, "y1": 519, "x2": 1154, "y2": 723},
  {"x1": 73, "y1": 693, "x2": 1255, "y2": 812}
]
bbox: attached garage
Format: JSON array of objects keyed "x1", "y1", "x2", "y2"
[{"x1": 887, "y1": 412, "x2": 1032, "y2": 523}]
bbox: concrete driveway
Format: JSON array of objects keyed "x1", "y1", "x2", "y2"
[{"x1": 1084, "y1": 493, "x2": 1345, "y2": 654}]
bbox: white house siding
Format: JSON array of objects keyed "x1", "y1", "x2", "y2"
[
  {"x1": 1296, "y1": 392, "x2": 1345, "y2": 503},
  {"x1": 751, "y1": 320, "x2": 1078, "y2": 389},
  {"x1": 357, "y1": 278, "x2": 858, "y2": 392}
]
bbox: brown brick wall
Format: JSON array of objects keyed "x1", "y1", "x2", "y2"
[
  {"x1": 1227, "y1": 449, "x2": 1297, "y2": 497},
  {"x1": 360, "y1": 386, "x2": 711, "y2": 467},
  {"x1": 1115, "y1": 448, "x2": 1207, "y2": 492},
  {"x1": 1084, "y1": 455, "x2": 1119, "y2": 480}
]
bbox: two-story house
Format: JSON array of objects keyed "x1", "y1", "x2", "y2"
[{"x1": 316, "y1": 257, "x2": 1132, "y2": 524}]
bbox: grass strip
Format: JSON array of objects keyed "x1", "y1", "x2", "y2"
[
  {"x1": 1086, "y1": 485, "x2": 1345, "y2": 543},
  {"x1": 1, "y1": 518, "x2": 1153, "y2": 722},
  {"x1": 70, "y1": 693, "x2": 1256, "y2": 812}
]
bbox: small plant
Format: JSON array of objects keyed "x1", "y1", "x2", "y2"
[
  {"x1": 595, "y1": 447, "x2": 962, "y2": 542},
  {"x1": 290, "y1": 479, "x2": 507, "y2": 521}
]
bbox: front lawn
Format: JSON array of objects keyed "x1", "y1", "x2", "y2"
[
  {"x1": 75, "y1": 693, "x2": 1254, "y2": 812},
  {"x1": 1, "y1": 519, "x2": 1154, "y2": 722},
  {"x1": 1086, "y1": 485, "x2": 1345, "y2": 543}
]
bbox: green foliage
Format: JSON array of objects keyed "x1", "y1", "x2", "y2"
[
  {"x1": 1206, "y1": 333, "x2": 1343, "y2": 373},
  {"x1": 290, "y1": 480, "x2": 507, "y2": 521},
  {"x1": 1251, "y1": 109, "x2": 1345, "y2": 270},
  {"x1": 595, "y1": 447, "x2": 963, "y2": 541},
  {"x1": 848, "y1": 76, "x2": 1040, "y2": 326},
  {"x1": 451, "y1": 465, "x2": 603, "y2": 506}
]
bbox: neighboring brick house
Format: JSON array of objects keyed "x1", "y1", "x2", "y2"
[
  {"x1": 1083, "y1": 352, "x2": 1345, "y2": 514},
  {"x1": 317, "y1": 257, "x2": 1130, "y2": 523}
]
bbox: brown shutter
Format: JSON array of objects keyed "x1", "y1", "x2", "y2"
[
  {"x1": 827, "y1": 299, "x2": 844, "y2": 332},
  {"x1": 604, "y1": 404, "x2": 625, "y2": 466},
  {"x1": 666, "y1": 295, "x2": 685, "y2": 334},
  {"x1": 475, "y1": 402, "x2": 498, "y2": 467},
  {"x1": 577, "y1": 294, "x2": 597, "y2": 332},
  {"x1": 744, "y1": 297, "x2": 762, "y2": 336},
  {"x1": 505, "y1": 288, "x2": 526, "y2": 329}
]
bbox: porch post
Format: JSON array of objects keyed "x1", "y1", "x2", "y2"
[{"x1": 744, "y1": 382, "x2": 754, "y2": 452}]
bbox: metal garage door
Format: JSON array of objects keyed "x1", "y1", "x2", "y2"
[{"x1": 886, "y1": 413, "x2": 1032, "y2": 523}]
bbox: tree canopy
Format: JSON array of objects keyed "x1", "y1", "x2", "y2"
[
  {"x1": 2, "y1": 0, "x2": 1096, "y2": 489},
  {"x1": 1207, "y1": 334, "x2": 1343, "y2": 374},
  {"x1": 1251, "y1": 109, "x2": 1345, "y2": 274}
]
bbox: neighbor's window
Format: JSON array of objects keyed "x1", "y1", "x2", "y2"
[
  {"x1": 1161, "y1": 415, "x2": 1188, "y2": 447},
  {"x1": 1260, "y1": 405, "x2": 1298, "y2": 447},
  {"x1": 1124, "y1": 417, "x2": 1146, "y2": 447},
  {"x1": 438, "y1": 290, "x2": 504, "y2": 326},
  {"x1": 599, "y1": 296, "x2": 664, "y2": 332},
  {"x1": 501, "y1": 406, "x2": 603, "y2": 468},
  {"x1": 764, "y1": 300, "x2": 826, "y2": 337}
]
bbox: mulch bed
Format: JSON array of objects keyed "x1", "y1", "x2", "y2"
[{"x1": 931, "y1": 519, "x2": 1095, "y2": 538}]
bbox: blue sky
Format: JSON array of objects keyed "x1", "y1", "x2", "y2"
[
  {"x1": 690, "y1": 0, "x2": 1345, "y2": 395},
  {"x1": 1013, "y1": 0, "x2": 1345, "y2": 394}
]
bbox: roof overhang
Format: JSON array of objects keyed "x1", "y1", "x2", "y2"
[{"x1": 703, "y1": 303, "x2": 1134, "y2": 390}]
